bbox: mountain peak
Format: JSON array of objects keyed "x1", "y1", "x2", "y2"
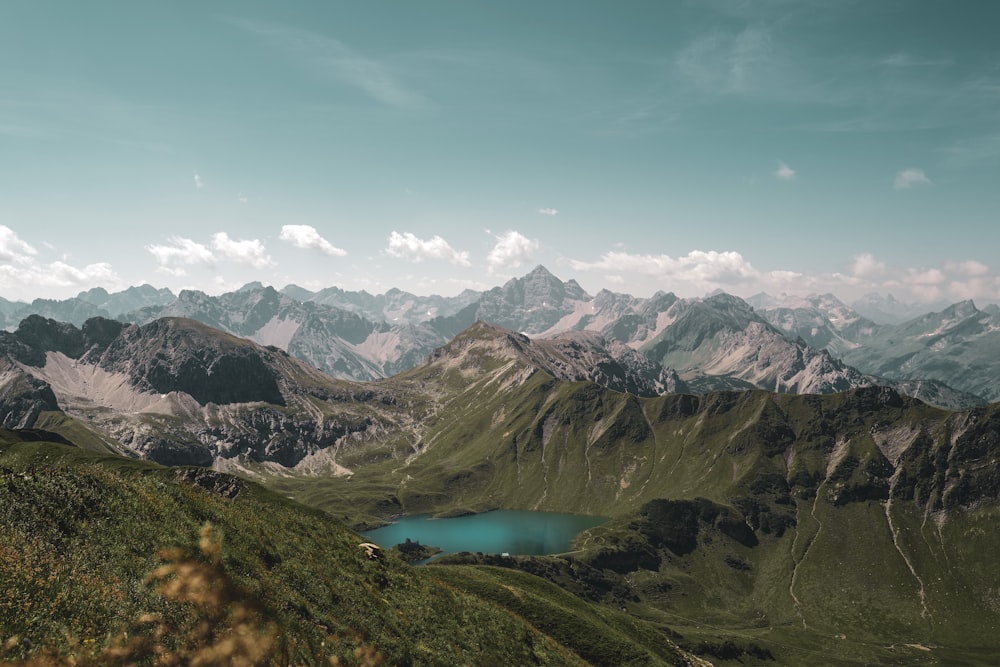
[
  {"x1": 942, "y1": 299, "x2": 979, "y2": 319},
  {"x1": 525, "y1": 264, "x2": 556, "y2": 279},
  {"x1": 76, "y1": 286, "x2": 110, "y2": 303},
  {"x1": 280, "y1": 284, "x2": 315, "y2": 302},
  {"x1": 236, "y1": 281, "x2": 266, "y2": 293},
  {"x1": 418, "y1": 320, "x2": 683, "y2": 397}
]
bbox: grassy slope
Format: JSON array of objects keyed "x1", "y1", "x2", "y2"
[
  {"x1": 0, "y1": 432, "x2": 706, "y2": 666},
  {"x1": 17, "y1": 318, "x2": 1000, "y2": 664},
  {"x1": 268, "y1": 377, "x2": 1000, "y2": 665}
]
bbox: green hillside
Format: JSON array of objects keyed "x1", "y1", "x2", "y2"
[
  {"x1": 0, "y1": 430, "x2": 701, "y2": 666},
  {"x1": 6, "y1": 318, "x2": 1000, "y2": 665},
  {"x1": 266, "y1": 366, "x2": 1000, "y2": 665}
]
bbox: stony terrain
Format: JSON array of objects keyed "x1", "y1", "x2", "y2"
[{"x1": 4, "y1": 265, "x2": 997, "y2": 409}]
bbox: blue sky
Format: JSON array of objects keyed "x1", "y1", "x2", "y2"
[{"x1": 1, "y1": 1, "x2": 999, "y2": 304}]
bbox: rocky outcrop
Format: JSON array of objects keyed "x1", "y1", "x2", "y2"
[
  {"x1": 0, "y1": 359, "x2": 59, "y2": 429},
  {"x1": 475, "y1": 265, "x2": 590, "y2": 334},
  {"x1": 85, "y1": 318, "x2": 285, "y2": 407},
  {"x1": 840, "y1": 300, "x2": 1000, "y2": 402},
  {"x1": 422, "y1": 321, "x2": 686, "y2": 397}
]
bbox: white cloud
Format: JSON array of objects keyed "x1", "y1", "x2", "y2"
[
  {"x1": 211, "y1": 232, "x2": 275, "y2": 268},
  {"x1": 946, "y1": 275, "x2": 1000, "y2": 301},
  {"x1": 897, "y1": 267, "x2": 945, "y2": 302},
  {"x1": 194, "y1": 172, "x2": 204, "y2": 189},
  {"x1": 851, "y1": 253, "x2": 886, "y2": 278},
  {"x1": 47, "y1": 261, "x2": 119, "y2": 286},
  {"x1": 279, "y1": 225, "x2": 347, "y2": 257},
  {"x1": 568, "y1": 243, "x2": 1000, "y2": 305},
  {"x1": 238, "y1": 193, "x2": 248, "y2": 204},
  {"x1": 385, "y1": 231, "x2": 471, "y2": 266},
  {"x1": 570, "y1": 249, "x2": 758, "y2": 285},
  {"x1": 0, "y1": 225, "x2": 38, "y2": 263},
  {"x1": 537, "y1": 207, "x2": 559, "y2": 216},
  {"x1": 146, "y1": 237, "x2": 214, "y2": 274},
  {"x1": 854, "y1": 259, "x2": 1000, "y2": 303},
  {"x1": 775, "y1": 161, "x2": 795, "y2": 181},
  {"x1": 947, "y1": 259, "x2": 989, "y2": 277},
  {"x1": 905, "y1": 267, "x2": 946, "y2": 286},
  {"x1": 893, "y1": 168, "x2": 931, "y2": 190},
  {"x1": 487, "y1": 230, "x2": 539, "y2": 273},
  {"x1": 0, "y1": 252, "x2": 123, "y2": 297}
]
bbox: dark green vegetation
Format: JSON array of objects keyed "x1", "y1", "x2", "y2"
[
  {"x1": 5, "y1": 315, "x2": 1000, "y2": 665},
  {"x1": 0, "y1": 430, "x2": 709, "y2": 666},
  {"x1": 390, "y1": 538, "x2": 441, "y2": 563},
  {"x1": 267, "y1": 324, "x2": 1000, "y2": 665}
]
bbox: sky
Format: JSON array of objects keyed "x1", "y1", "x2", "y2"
[{"x1": 2, "y1": 1, "x2": 999, "y2": 305}]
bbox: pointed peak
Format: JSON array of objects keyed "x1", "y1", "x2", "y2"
[
  {"x1": 942, "y1": 299, "x2": 978, "y2": 317},
  {"x1": 526, "y1": 264, "x2": 555, "y2": 278}
]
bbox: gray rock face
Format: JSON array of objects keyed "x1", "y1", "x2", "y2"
[
  {"x1": 596, "y1": 291, "x2": 679, "y2": 346},
  {"x1": 839, "y1": 300, "x2": 1000, "y2": 402},
  {"x1": 304, "y1": 285, "x2": 479, "y2": 325},
  {"x1": 756, "y1": 293, "x2": 881, "y2": 358},
  {"x1": 0, "y1": 359, "x2": 59, "y2": 428},
  {"x1": 643, "y1": 300, "x2": 873, "y2": 396},
  {"x1": 535, "y1": 331, "x2": 687, "y2": 397},
  {"x1": 76, "y1": 284, "x2": 175, "y2": 316},
  {"x1": 475, "y1": 265, "x2": 590, "y2": 334},
  {"x1": 4, "y1": 267, "x2": 994, "y2": 409},
  {"x1": 0, "y1": 315, "x2": 124, "y2": 367},
  {"x1": 850, "y1": 292, "x2": 945, "y2": 325},
  {"x1": 91, "y1": 318, "x2": 285, "y2": 406},
  {"x1": 0, "y1": 314, "x2": 394, "y2": 468},
  {"x1": 0, "y1": 286, "x2": 176, "y2": 329},
  {"x1": 438, "y1": 323, "x2": 687, "y2": 397},
  {"x1": 125, "y1": 285, "x2": 451, "y2": 383}
]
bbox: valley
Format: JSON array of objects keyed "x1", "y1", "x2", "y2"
[
  {"x1": 1, "y1": 270, "x2": 1000, "y2": 665},
  {"x1": 8, "y1": 2, "x2": 1000, "y2": 664}
]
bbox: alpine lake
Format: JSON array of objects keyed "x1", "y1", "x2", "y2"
[{"x1": 362, "y1": 509, "x2": 607, "y2": 561}]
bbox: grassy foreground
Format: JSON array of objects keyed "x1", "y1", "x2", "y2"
[{"x1": 0, "y1": 430, "x2": 708, "y2": 666}]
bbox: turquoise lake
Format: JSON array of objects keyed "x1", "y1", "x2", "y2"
[{"x1": 361, "y1": 510, "x2": 607, "y2": 558}]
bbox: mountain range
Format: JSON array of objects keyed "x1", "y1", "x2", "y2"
[
  {"x1": 1, "y1": 265, "x2": 994, "y2": 409},
  {"x1": 2, "y1": 303, "x2": 1000, "y2": 664}
]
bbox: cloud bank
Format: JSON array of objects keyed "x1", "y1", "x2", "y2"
[
  {"x1": 145, "y1": 232, "x2": 274, "y2": 275},
  {"x1": 487, "y1": 230, "x2": 539, "y2": 273},
  {"x1": 279, "y1": 225, "x2": 347, "y2": 256},
  {"x1": 568, "y1": 247, "x2": 1000, "y2": 304},
  {"x1": 212, "y1": 233, "x2": 274, "y2": 269},
  {"x1": 0, "y1": 225, "x2": 122, "y2": 296},
  {"x1": 385, "y1": 231, "x2": 471, "y2": 266}
]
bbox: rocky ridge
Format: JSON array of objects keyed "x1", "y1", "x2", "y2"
[
  {"x1": 0, "y1": 315, "x2": 691, "y2": 469},
  {"x1": 3, "y1": 266, "x2": 997, "y2": 407}
]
